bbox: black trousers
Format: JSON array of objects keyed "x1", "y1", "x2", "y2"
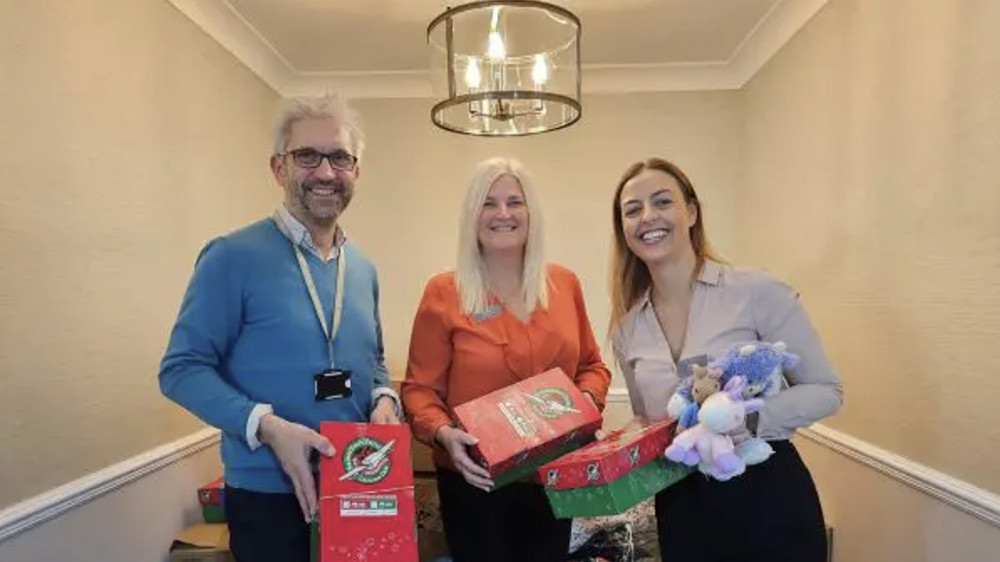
[
  {"x1": 436, "y1": 468, "x2": 571, "y2": 562},
  {"x1": 655, "y1": 440, "x2": 827, "y2": 562},
  {"x1": 225, "y1": 486, "x2": 310, "y2": 562}
]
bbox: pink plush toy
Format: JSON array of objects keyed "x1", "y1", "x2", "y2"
[{"x1": 664, "y1": 376, "x2": 764, "y2": 481}]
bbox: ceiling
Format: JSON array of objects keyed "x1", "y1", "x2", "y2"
[{"x1": 167, "y1": 0, "x2": 829, "y2": 97}]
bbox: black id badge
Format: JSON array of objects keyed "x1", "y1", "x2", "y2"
[{"x1": 314, "y1": 369, "x2": 352, "y2": 401}]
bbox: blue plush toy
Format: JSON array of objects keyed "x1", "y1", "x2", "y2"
[
  {"x1": 713, "y1": 341, "x2": 798, "y2": 399},
  {"x1": 711, "y1": 341, "x2": 799, "y2": 465}
]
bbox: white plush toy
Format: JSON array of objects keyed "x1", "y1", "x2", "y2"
[{"x1": 664, "y1": 376, "x2": 764, "y2": 481}]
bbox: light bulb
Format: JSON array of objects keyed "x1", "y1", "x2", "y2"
[
  {"x1": 465, "y1": 57, "x2": 481, "y2": 89},
  {"x1": 487, "y1": 31, "x2": 506, "y2": 61},
  {"x1": 532, "y1": 54, "x2": 548, "y2": 86}
]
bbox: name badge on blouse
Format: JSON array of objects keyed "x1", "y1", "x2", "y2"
[
  {"x1": 677, "y1": 354, "x2": 709, "y2": 378},
  {"x1": 472, "y1": 304, "x2": 502, "y2": 322}
]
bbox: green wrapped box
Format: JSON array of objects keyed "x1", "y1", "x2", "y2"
[
  {"x1": 544, "y1": 457, "x2": 692, "y2": 518},
  {"x1": 200, "y1": 503, "x2": 226, "y2": 524},
  {"x1": 538, "y1": 418, "x2": 693, "y2": 518}
]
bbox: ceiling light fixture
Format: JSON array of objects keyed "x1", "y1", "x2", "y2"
[{"x1": 427, "y1": 1, "x2": 582, "y2": 136}]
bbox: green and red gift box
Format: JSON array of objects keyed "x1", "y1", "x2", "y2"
[
  {"x1": 538, "y1": 418, "x2": 694, "y2": 518},
  {"x1": 197, "y1": 476, "x2": 226, "y2": 524},
  {"x1": 452, "y1": 368, "x2": 603, "y2": 488}
]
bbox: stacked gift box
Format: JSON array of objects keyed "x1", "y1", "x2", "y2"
[
  {"x1": 166, "y1": 477, "x2": 231, "y2": 561},
  {"x1": 539, "y1": 418, "x2": 694, "y2": 518},
  {"x1": 197, "y1": 476, "x2": 226, "y2": 524}
]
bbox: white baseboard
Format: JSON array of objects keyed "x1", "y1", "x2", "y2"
[
  {"x1": 0, "y1": 427, "x2": 220, "y2": 543},
  {"x1": 800, "y1": 424, "x2": 1000, "y2": 528}
]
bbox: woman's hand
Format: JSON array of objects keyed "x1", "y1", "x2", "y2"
[{"x1": 435, "y1": 425, "x2": 494, "y2": 491}]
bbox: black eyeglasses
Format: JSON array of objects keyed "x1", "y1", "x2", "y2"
[{"x1": 282, "y1": 147, "x2": 358, "y2": 171}]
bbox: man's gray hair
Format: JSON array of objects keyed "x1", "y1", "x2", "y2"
[{"x1": 271, "y1": 94, "x2": 365, "y2": 158}]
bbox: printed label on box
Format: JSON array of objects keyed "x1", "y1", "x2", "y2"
[
  {"x1": 498, "y1": 399, "x2": 536, "y2": 438},
  {"x1": 339, "y1": 495, "x2": 398, "y2": 518}
]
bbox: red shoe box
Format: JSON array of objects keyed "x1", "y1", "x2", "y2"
[
  {"x1": 316, "y1": 422, "x2": 418, "y2": 562},
  {"x1": 452, "y1": 368, "x2": 603, "y2": 487}
]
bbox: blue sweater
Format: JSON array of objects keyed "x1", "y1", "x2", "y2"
[{"x1": 159, "y1": 218, "x2": 391, "y2": 493}]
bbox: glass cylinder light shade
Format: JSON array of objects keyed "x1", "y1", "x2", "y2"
[{"x1": 428, "y1": 1, "x2": 582, "y2": 136}]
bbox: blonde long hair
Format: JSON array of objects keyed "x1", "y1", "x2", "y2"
[{"x1": 456, "y1": 157, "x2": 548, "y2": 316}]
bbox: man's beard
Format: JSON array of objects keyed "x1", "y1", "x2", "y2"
[{"x1": 292, "y1": 177, "x2": 354, "y2": 226}]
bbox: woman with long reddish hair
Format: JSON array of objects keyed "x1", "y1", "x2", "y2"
[{"x1": 608, "y1": 157, "x2": 842, "y2": 562}]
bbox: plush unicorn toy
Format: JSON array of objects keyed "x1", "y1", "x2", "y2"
[{"x1": 664, "y1": 376, "x2": 764, "y2": 481}]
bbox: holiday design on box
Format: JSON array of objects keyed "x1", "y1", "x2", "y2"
[
  {"x1": 452, "y1": 368, "x2": 602, "y2": 488},
  {"x1": 539, "y1": 418, "x2": 693, "y2": 518},
  {"x1": 317, "y1": 422, "x2": 418, "y2": 562},
  {"x1": 197, "y1": 476, "x2": 226, "y2": 524}
]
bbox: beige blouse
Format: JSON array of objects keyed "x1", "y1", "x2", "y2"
[{"x1": 611, "y1": 261, "x2": 843, "y2": 440}]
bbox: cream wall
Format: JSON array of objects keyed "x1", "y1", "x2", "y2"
[
  {"x1": 0, "y1": 0, "x2": 743, "y2": 512},
  {"x1": 739, "y1": 0, "x2": 1000, "y2": 497},
  {"x1": 0, "y1": 444, "x2": 222, "y2": 562},
  {"x1": 796, "y1": 437, "x2": 1000, "y2": 562},
  {"x1": 344, "y1": 93, "x2": 743, "y2": 379},
  {"x1": 0, "y1": 0, "x2": 279, "y2": 508},
  {"x1": 6, "y1": 1, "x2": 1000, "y2": 559}
]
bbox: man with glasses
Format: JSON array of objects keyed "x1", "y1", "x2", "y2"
[{"x1": 159, "y1": 95, "x2": 401, "y2": 562}]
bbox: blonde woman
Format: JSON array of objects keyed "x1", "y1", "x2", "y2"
[{"x1": 402, "y1": 157, "x2": 612, "y2": 562}]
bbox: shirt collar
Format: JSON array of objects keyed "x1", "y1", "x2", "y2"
[
  {"x1": 276, "y1": 205, "x2": 345, "y2": 261},
  {"x1": 638, "y1": 259, "x2": 723, "y2": 308},
  {"x1": 698, "y1": 259, "x2": 723, "y2": 286}
]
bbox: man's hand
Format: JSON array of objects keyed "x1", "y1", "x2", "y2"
[
  {"x1": 258, "y1": 413, "x2": 335, "y2": 522},
  {"x1": 370, "y1": 396, "x2": 401, "y2": 425},
  {"x1": 435, "y1": 425, "x2": 493, "y2": 492}
]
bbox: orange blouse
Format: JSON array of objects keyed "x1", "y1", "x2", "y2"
[{"x1": 402, "y1": 264, "x2": 612, "y2": 451}]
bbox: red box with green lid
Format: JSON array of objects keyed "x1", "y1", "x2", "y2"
[
  {"x1": 452, "y1": 367, "x2": 603, "y2": 488},
  {"x1": 197, "y1": 476, "x2": 226, "y2": 524},
  {"x1": 538, "y1": 418, "x2": 693, "y2": 518}
]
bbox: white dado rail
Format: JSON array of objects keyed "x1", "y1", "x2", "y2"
[
  {"x1": 0, "y1": 428, "x2": 220, "y2": 542},
  {"x1": 2, "y1": 396, "x2": 998, "y2": 545}
]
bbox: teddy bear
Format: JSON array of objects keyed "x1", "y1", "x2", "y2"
[
  {"x1": 690, "y1": 364, "x2": 723, "y2": 405},
  {"x1": 665, "y1": 364, "x2": 722, "y2": 431}
]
